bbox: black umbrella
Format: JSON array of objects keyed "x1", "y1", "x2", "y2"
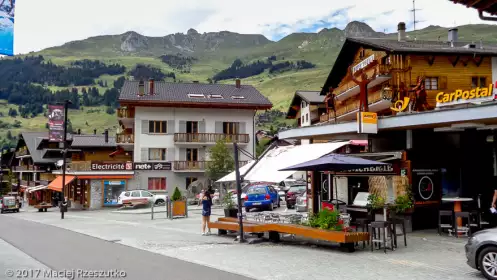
[{"x1": 279, "y1": 153, "x2": 389, "y2": 210}]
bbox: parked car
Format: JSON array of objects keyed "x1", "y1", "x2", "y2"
[
  {"x1": 243, "y1": 185, "x2": 280, "y2": 212},
  {"x1": 231, "y1": 182, "x2": 273, "y2": 206},
  {"x1": 118, "y1": 190, "x2": 168, "y2": 206},
  {"x1": 295, "y1": 192, "x2": 308, "y2": 212},
  {"x1": 465, "y1": 227, "x2": 497, "y2": 280},
  {"x1": 285, "y1": 185, "x2": 307, "y2": 209},
  {"x1": 279, "y1": 179, "x2": 306, "y2": 193},
  {"x1": 0, "y1": 196, "x2": 20, "y2": 213}
]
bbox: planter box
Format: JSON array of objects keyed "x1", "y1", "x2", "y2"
[
  {"x1": 172, "y1": 200, "x2": 187, "y2": 217},
  {"x1": 224, "y1": 208, "x2": 238, "y2": 218}
]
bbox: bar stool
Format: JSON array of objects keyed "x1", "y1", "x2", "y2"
[
  {"x1": 369, "y1": 221, "x2": 395, "y2": 253},
  {"x1": 351, "y1": 218, "x2": 371, "y2": 248},
  {"x1": 389, "y1": 217, "x2": 407, "y2": 247},
  {"x1": 438, "y1": 210, "x2": 454, "y2": 235}
]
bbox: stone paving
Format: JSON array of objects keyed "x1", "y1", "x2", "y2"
[{"x1": 6, "y1": 207, "x2": 485, "y2": 280}]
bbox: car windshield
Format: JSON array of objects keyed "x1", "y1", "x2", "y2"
[
  {"x1": 288, "y1": 185, "x2": 306, "y2": 193},
  {"x1": 247, "y1": 187, "x2": 267, "y2": 194}
]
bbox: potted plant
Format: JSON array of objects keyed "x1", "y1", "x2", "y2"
[
  {"x1": 170, "y1": 187, "x2": 187, "y2": 217},
  {"x1": 390, "y1": 188, "x2": 414, "y2": 233},
  {"x1": 222, "y1": 192, "x2": 238, "y2": 218}
]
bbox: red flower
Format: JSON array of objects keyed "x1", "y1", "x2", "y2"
[{"x1": 338, "y1": 220, "x2": 344, "y2": 225}]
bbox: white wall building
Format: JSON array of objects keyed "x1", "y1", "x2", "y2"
[{"x1": 117, "y1": 79, "x2": 272, "y2": 195}]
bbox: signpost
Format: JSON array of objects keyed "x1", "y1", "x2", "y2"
[{"x1": 357, "y1": 112, "x2": 378, "y2": 134}]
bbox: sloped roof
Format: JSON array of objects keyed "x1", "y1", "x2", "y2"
[
  {"x1": 71, "y1": 135, "x2": 116, "y2": 148},
  {"x1": 21, "y1": 132, "x2": 58, "y2": 164},
  {"x1": 119, "y1": 81, "x2": 272, "y2": 109},
  {"x1": 450, "y1": 0, "x2": 497, "y2": 16},
  {"x1": 286, "y1": 90, "x2": 325, "y2": 119}
]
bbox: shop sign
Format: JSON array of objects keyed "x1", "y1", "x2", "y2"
[
  {"x1": 352, "y1": 54, "x2": 375, "y2": 74},
  {"x1": 390, "y1": 97, "x2": 411, "y2": 112},
  {"x1": 91, "y1": 161, "x2": 133, "y2": 171},
  {"x1": 47, "y1": 105, "x2": 65, "y2": 142},
  {"x1": 412, "y1": 169, "x2": 439, "y2": 204},
  {"x1": 332, "y1": 164, "x2": 398, "y2": 175},
  {"x1": 133, "y1": 162, "x2": 172, "y2": 171},
  {"x1": 436, "y1": 83, "x2": 496, "y2": 107},
  {"x1": 357, "y1": 112, "x2": 378, "y2": 134}
]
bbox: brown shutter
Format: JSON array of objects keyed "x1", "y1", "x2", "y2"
[{"x1": 439, "y1": 76, "x2": 448, "y2": 90}]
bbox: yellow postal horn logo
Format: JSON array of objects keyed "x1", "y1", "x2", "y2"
[{"x1": 390, "y1": 97, "x2": 410, "y2": 112}]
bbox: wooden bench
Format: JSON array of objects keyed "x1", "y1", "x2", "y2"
[
  {"x1": 34, "y1": 204, "x2": 52, "y2": 212},
  {"x1": 209, "y1": 217, "x2": 369, "y2": 252}
]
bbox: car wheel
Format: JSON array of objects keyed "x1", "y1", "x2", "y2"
[
  {"x1": 245, "y1": 207, "x2": 251, "y2": 213},
  {"x1": 268, "y1": 202, "x2": 274, "y2": 211},
  {"x1": 277, "y1": 200, "x2": 281, "y2": 208},
  {"x1": 155, "y1": 199, "x2": 165, "y2": 205},
  {"x1": 479, "y1": 246, "x2": 497, "y2": 280}
]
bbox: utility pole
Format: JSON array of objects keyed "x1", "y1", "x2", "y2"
[
  {"x1": 59, "y1": 100, "x2": 72, "y2": 219},
  {"x1": 233, "y1": 143, "x2": 245, "y2": 243},
  {"x1": 410, "y1": 0, "x2": 423, "y2": 31}
]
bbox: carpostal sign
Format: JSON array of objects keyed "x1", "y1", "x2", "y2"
[{"x1": 436, "y1": 83, "x2": 497, "y2": 107}]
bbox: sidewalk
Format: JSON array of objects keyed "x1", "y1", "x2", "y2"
[{"x1": 9, "y1": 210, "x2": 479, "y2": 280}]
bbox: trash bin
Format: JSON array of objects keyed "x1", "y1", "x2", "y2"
[{"x1": 59, "y1": 201, "x2": 68, "y2": 213}]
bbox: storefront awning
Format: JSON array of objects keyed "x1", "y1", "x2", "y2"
[
  {"x1": 28, "y1": 185, "x2": 48, "y2": 193},
  {"x1": 48, "y1": 175, "x2": 76, "y2": 192},
  {"x1": 76, "y1": 175, "x2": 133, "y2": 179},
  {"x1": 217, "y1": 142, "x2": 350, "y2": 183}
]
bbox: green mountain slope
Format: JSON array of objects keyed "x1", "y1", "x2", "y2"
[{"x1": 4, "y1": 21, "x2": 496, "y2": 144}]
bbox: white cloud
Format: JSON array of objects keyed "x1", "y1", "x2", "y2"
[{"x1": 13, "y1": 0, "x2": 497, "y2": 54}]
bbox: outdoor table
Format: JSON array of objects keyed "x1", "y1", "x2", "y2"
[{"x1": 441, "y1": 197, "x2": 473, "y2": 227}]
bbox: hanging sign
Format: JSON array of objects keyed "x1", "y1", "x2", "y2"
[
  {"x1": 48, "y1": 105, "x2": 65, "y2": 142},
  {"x1": 133, "y1": 162, "x2": 172, "y2": 171},
  {"x1": 0, "y1": 0, "x2": 15, "y2": 56},
  {"x1": 357, "y1": 112, "x2": 378, "y2": 134},
  {"x1": 352, "y1": 54, "x2": 375, "y2": 74},
  {"x1": 91, "y1": 161, "x2": 133, "y2": 171}
]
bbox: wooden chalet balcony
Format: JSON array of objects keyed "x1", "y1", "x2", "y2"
[
  {"x1": 174, "y1": 160, "x2": 248, "y2": 171},
  {"x1": 68, "y1": 161, "x2": 92, "y2": 171},
  {"x1": 116, "y1": 133, "x2": 134, "y2": 145},
  {"x1": 320, "y1": 114, "x2": 329, "y2": 123},
  {"x1": 174, "y1": 133, "x2": 250, "y2": 144},
  {"x1": 15, "y1": 149, "x2": 29, "y2": 157},
  {"x1": 117, "y1": 107, "x2": 134, "y2": 119},
  {"x1": 20, "y1": 180, "x2": 36, "y2": 187},
  {"x1": 39, "y1": 180, "x2": 49, "y2": 186},
  {"x1": 13, "y1": 165, "x2": 44, "y2": 172}
]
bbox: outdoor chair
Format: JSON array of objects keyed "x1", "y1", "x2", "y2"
[
  {"x1": 438, "y1": 210, "x2": 454, "y2": 235},
  {"x1": 351, "y1": 218, "x2": 371, "y2": 248},
  {"x1": 389, "y1": 217, "x2": 407, "y2": 247},
  {"x1": 454, "y1": 212, "x2": 471, "y2": 238},
  {"x1": 369, "y1": 221, "x2": 395, "y2": 253}
]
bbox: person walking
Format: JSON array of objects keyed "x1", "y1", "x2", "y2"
[{"x1": 201, "y1": 190, "x2": 212, "y2": 235}]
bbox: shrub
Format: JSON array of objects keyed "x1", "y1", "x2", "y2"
[{"x1": 171, "y1": 187, "x2": 183, "y2": 201}]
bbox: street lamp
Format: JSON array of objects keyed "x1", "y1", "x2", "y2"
[
  {"x1": 233, "y1": 143, "x2": 245, "y2": 243},
  {"x1": 57, "y1": 100, "x2": 72, "y2": 219}
]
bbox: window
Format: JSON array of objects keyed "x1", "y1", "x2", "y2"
[
  {"x1": 141, "y1": 191, "x2": 153, "y2": 197},
  {"x1": 148, "y1": 178, "x2": 166, "y2": 191},
  {"x1": 223, "y1": 122, "x2": 239, "y2": 134},
  {"x1": 247, "y1": 186, "x2": 267, "y2": 194},
  {"x1": 301, "y1": 116, "x2": 304, "y2": 124},
  {"x1": 131, "y1": 191, "x2": 140, "y2": 197},
  {"x1": 149, "y1": 148, "x2": 166, "y2": 161},
  {"x1": 188, "y1": 93, "x2": 205, "y2": 98},
  {"x1": 425, "y1": 77, "x2": 439, "y2": 90},
  {"x1": 231, "y1": 95, "x2": 245, "y2": 99},
  {"x1": 186, "y1": 121, "x2": 198, "y2": 134},
  {"x1": 186, "y1": 148, "x2": 198, "y2": 161},
  {"x1": 471, "y1": 76, "x2": 487, "y2": 88},
  {"x1": 208, "y1": 94, "x2": 223, "y2": 99},
  {"x1": 149, "y1": 121, "x2": 167, "y2": 133},
  {"x1": 305, "y1": 114, "x2": 309, "y2": 122},
  {"x1": 124, "y1": 192, "x2": 130, "y2": 197}
]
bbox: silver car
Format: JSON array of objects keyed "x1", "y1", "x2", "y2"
[
  {"x1": 465, "y1": 227, "x2": 497, "y2": 280},
  {"x1": 295, "y1": 192, "x2": 307, "y2": 212}
]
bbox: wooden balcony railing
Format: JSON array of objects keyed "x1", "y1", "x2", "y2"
[
  {"x1": 116, "y1": 134, "x2": 134, "y2": 144},
  {"x1": 319, "y1": 114, "x2": 329, "y2": 123},
  {"x1": 174, "y1": 160, "x2": 248, "y2": 171},
  {"x1": 174, "y1": 133, "x2": 250, "y2": 144},
  {"x1": 20, "y1": 180, "x2": 28, "y2": 186},
  {"x1": 39, "y1": 180, "x2": 49, "y2": 186},
  {"x1": 117, "y1": 108, "x2": 134, "y2": 118},
  {"x1": 13, "y1": 165, "x2": 44, "y2": 172},
  {"x1": 15, "y1": 149, "x2": 29, "y2": 157}
]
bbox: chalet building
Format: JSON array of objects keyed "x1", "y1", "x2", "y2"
[
  {"x1": 117, "y1": 79, "x2": 272, "y2": 194},
  {"x1": 11, "y1": 132, "x2": 60, "y2": 201},
  {"x1": 0, "y1": 148, "x2": 14, "y2": 193},
  {"x1": 49, "y1": 133, "x2": 133, "y2": 210},
  {"x1": 286, "y1": 90, "x2": 326, "y2": 128},
  {"x1": 279, "y1": 23, "x2": 497, "y2": 230}
]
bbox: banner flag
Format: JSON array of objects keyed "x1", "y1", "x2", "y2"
[
  {"x1": 48, "y1": 105, "x2": 65, "y2": 142},
  {"x1": 0, "y1": 0, "x2": 14, "y2": 56}
]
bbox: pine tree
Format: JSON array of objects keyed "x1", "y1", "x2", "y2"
[{"x1": 205, "y1": 139, "x2": 235, "y2": 181}]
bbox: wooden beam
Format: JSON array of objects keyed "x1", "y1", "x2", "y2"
[
  {"x1": 425, "y1": 55, "x2": 435, "y2": 66},
  {"x1": 473, "y1": 56, "x2": 484, "y2": 67},
  {"x1": 480, "y1": 0, "x2": 497, "y2": 10},
  {"x1": 449, "y1": 56, "x2": 460, "y2": 67},
  {"x1": 467, "y1": 0, "x2": 483, "y2": 7},
  {"x1": 460, "y1": 57, "x2": 470, "y2": 67}
]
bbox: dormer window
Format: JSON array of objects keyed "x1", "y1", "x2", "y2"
[
  {"x1": 231, "y1": 95, "x2": 245, "y2": 100},
  {"x1": 188, "y1": 93, "x2": 205, "y2": 98},
  {"x1": 207, "y1": 94, "x2": 223, "y2": 99}
]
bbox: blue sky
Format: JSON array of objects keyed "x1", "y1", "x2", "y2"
[{"x1": 13, "y1": 0, "x2": 497, "y2": 54}]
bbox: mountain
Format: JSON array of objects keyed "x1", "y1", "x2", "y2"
[{"x1": 2, "y1": 21, "x2": 496, "y2": 148}]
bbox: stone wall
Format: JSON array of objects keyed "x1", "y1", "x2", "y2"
[{"x1": 90, "y1": 180, "x2": 103, "y2": 210}]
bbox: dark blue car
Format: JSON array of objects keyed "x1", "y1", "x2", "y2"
[{"x1": 243, "y1": 185, "x2": 280, "y2": 212}]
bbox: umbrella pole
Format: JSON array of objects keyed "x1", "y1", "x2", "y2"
[{"x1": 334, "y1": 175, "x2": 338, "y2": 211}]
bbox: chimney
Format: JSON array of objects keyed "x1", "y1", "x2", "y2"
[
  {"x1": 104, "y1": 129, "x2": 109, "y2": 143},
  {"x1": 235, "y1": 78, "x2": 241, "y2": 89},
  {"x1": 77, "y1": 129, "x2": 81, "y2": 135},
  {"x1": 93, "y1": 129, "x2": 97, "y2": 135},
  {"x1": 448, "y1": 28, "x2": 458, "y2": 44},
  {"x1": 148, "y1": 78, "x2": 155, "y2": 95},
  {"x1": 397, "y1": 22, "x2": 406, "y2": 42},
  {"x1": 138, "y1": 79, "x2": 145, "y2": 96}
]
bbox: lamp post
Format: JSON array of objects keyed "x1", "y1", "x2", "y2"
[
  {"x1": 58, "y1": 100, "x2": 72, "y2": 219},
  {"x1": 233, "y1": 143, "x2": 245, "y2": 243}
]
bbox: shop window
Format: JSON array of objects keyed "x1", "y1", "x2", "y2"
[
  {"x1": 306, "y1": 114, "x2": 309, "y2": 123},
  {"x1": 425, "y1": 77, "x2": 438, "y2": 90},
  {"x1": 149, "y1": 148, "x2": 166, "y2": 161},
  {"x1": 186, "y1": 177, "x2": 197, "y2": 191},
  {"x1": 471, "y1": 76, "x2": 487, "y2": 88},
  {"x1": 103, "y1": 181, "x2": 126, "y2": 206},
  {"x1": 148, "y1": 178, "x2": 166, "y2": 191},
  {"x1": 149, "y1": 120, "x2": 168, "y2": 133}
]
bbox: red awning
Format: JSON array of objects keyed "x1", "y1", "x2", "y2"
[{"x1": 47, "y1": 175, "x2": 76, "y2": 192}]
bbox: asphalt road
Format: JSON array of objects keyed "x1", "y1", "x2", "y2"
[{"x1": 0, "y1": 214, "x2": 253, "y2": 280}]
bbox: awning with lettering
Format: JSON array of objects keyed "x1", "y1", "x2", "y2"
[
  {"x1": 76, "y1": 175, "x2": 133, "y2": 179},
  {"x1": 48, "y1": 175, "x2": 76, "y2": 192}
]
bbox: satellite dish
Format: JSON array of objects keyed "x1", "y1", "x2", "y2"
[{"x1": 56, "y1": 160, "x2": 63, "y2": 167}]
